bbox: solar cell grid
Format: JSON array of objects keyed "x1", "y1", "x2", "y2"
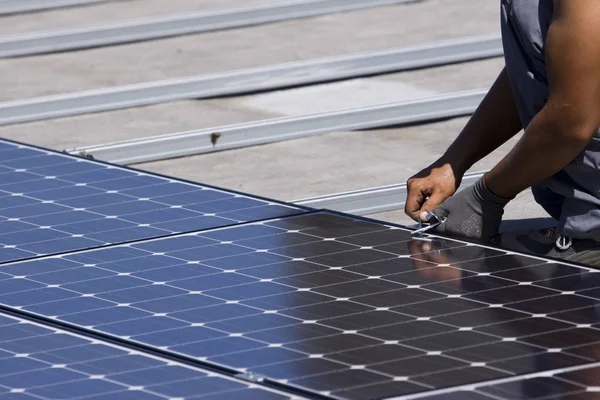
[
  {"x1": 407, "y1": 362, "x2": 600, "y2": 400},
  {"x1": 0, "y1": 312, "x2": 294, "y2": 400},
  {"x1": 0, "y1": 139, "x2": 304, "y2": 263},
  {"x1": 0, "y1": 212, "x2": 598, "y2": 399}
]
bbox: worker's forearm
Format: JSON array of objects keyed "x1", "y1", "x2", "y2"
[
  {"x1": 484, "y1": 108, "x2": 596, "y2": 199},
  {"x1": 441, "y1": 67, "x2": 523, "y2": 174}
]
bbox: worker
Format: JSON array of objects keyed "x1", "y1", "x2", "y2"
[{"x1": 405, "y1": 0, "x2": 600, "y2": 266}]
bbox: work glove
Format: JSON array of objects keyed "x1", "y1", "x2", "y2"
[{"x1": 428, "y1": 178, "x2": 512, "y2": 244}]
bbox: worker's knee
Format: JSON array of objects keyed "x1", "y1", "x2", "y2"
[{"x1": 531, "y1": 184, "x2": 564, "y2": 221}]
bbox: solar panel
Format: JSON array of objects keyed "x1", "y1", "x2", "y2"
[
  {"x1": 0, "y1": 312, "x2": 294, "y2": 399},
  {"x1": 1, "y1": 211, "x2": 598, "y2": 399},
  {"x1": 0, "y1": 139, "x2": 305, "y2": 264},
  {"x1": 412, "y1": 362, "x2": 600, "y2": 399}
]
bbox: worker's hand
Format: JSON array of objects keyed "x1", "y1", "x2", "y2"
[
  {"x1": 405, "y1": 161, "x2": 462, "y2": 222},
  {"x1": 430, "y1": 178, "x2": 511, "y2": 244}
]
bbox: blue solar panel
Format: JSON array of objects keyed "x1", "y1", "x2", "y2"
[
  {"x1": 1, "y1": 212, "x2": 598, "y2": 399},
  {"x1": 0, "y1": 313, "x2": 292, "y2": 400},
  {"x1": 0, "y1": 140, "x2": 305, "y2": 263}
]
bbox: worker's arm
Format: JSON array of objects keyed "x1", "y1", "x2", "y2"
[
  {"x1": 431, "y1": 0, "x2": 600, "y2": 243},
  {"x1": 404, "y1": 66, "x2": 523, "y2": 222},
  {"x1": 484, "y1": 0, "x2": 600, "y2": 198}
]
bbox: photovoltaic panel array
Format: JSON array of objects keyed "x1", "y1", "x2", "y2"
[
  {"x1": 0, "y1": 139, "x2": 305, "y2": 263},
  {"x1": 1, "y1": 212, "x2": 599, "y2": 399},
  {"x1": 0, "y1": 312, "x2": 295, "y2": 400}
]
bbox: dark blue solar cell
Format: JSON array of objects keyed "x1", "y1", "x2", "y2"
[
  {"x1": 30, "y1": 378, "x2": 125, "y2": 398},
  {"x1": 28, "y1": 160, "x2": 105, "y2": 176},
  {"x1": 78, "y1": 392, "x2": 164, "y2": 400},
  {"x1": 23, "y1": 210, "x2": 102, "y2": 226},
  {"x1": 0, "y1": 147, "x2": 42, "y2": 161},
  {"x1": 0, "y1": 257, "x2": 81, "y2": 276},
  {"x1": 61, "y1": 168, "x2": 136, "y2": 184},
  {"x1": 0, "y1": 171, "x2": 42, "y2": 185},
  {"x1": 90, "y1": 175, "x2": 164, "y2": 191},
  {"x1": 19, "y1": 236, "x2": 104, "y2": 255},
  {"x1": 0, "y1": 287, "x2": 80, "y2": 307},
  {"x1": 119, "y1": 182, "x2": 197, "y2": 198},
  {"x1": 210, "y1": 347, "x2": 305, "y2": 368},
  {"x1": 97, "y1": 316, "x2": 188, "y2": 336},
  {"x1": 32, "y1": 266, "x2": 116, "y2": 285},
  {"x1": 110, "y1": 365, "x2": 200, "y2": 386},
  {"x1": 65, "y1": 246, "x2": 147, "y2": 264},
  {"x1": 145, "y1": 376, "x2": 244, "y2": 398},
  {"x1": 170, "y1": 336, "x2": 264, "y2": 358},
  {"x1": 132, "y1": 325, "x2": 225, "y2": 347},
  {"x1": 0, "y1": 228, "x2": 71, "y2": 246},
  {"x1": 0, "y1": 325, "x2": 51, "y2": 342},
  {"x1": 26, "y1": 296, "x2": 115, "y2": 316},
  {"x1": 75, "y1": 354, "x2": 165, "y2": 375},
  {"x1": 221, "y1": 205, "x2": 300, "y2": 221},
  {"x1": 57, "y1": 218, "x2": 137, "y2": 235},
  {"x1": 120, "y1": 208, "x2": 201, "y2": 224},
  {"x1": 134, "y1": 293, "x2": 223, "y2": 314},
  {"x1": 151, "y1": 215, "x2": 236, "y2": 233},
  {"x1": 0, "y1": 178, "x2": 74, "y2": 194},
  {"x1": 26, "y1": 185, "x2": 104, "y2": 201},
  {"x1": 95, "y1": 255, "x2": 181, "y2": 273},
  {"x1": 191, "y1": 197, "x2": 267, "y2": 213},
  {"x1": 88, "y1": 200, "x2": 168, "y2": 216},
  {"x1": 1, "y1": 368, "x2": 85, "y2": 388},
  {"x1": 0, "y1": 248, "x2": 36, "y2": 262},
  {"x1": 99, "y1": 284, "x2": 188, "y2": 303},
  {"x1": 0, "y1": 195, "x2": 39, "y2": 208},
  {"x1": 168, "y1": 243, "x2": 255, "y2": 262},
  {"x1": 1, "y1": 333, "x2": 88, "y2": 353},
  {"x1": 84, "y1": 226, "x2": 170, "y2": 243},
  {"x1": 33, "y1": 343, "x2": 125, "y2": 364},
  {"x1": 0, "y1": 278, "x2": 45, "y2": 294},
  {"x1": 171, "y1": 303, "x2": 260, "y2": 324},
  {"x1": 133, "y1": 263, "x2": 221, "y2": 281},
  {"x1": 0, "y1": 220, "x2": 37, "y2": 235},
  {"x1": 62, "y1": 275, "x2": 149, "y2": 294},
  {"x1": 1, "y1": 155, "x2": 74, "y2": 169},
  {"x1": 168, "y1": 272, "x2": 257, "y2": 291},
  {"x1": 58, "y1": 192, "x2": 134, "y2": 208},
  {"x1": 0, "y1": 202, "x2": 71, "y2": 218},
  {"x1": 0, "y1": 357, "x2": 49, "y2": 375},
  {"x1": 134, "y1": 234, "x2": 218, "y2": 252},
  {"x1": 207, "y1": 281, "x2": 294, "y2": 301},
  {"x1": 200, "y1": 252, "x2": 290, "y2": 270},
  {"x1": 154, "y1": 189, "x2": 233, "y2": 206},
  {"x1": 60, "y1": 306, "x2": 151, "y2": 326}
]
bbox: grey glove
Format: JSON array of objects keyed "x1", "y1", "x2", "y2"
[{"x1": 430, "y1": 178, "x2": 511, "y2": 243}]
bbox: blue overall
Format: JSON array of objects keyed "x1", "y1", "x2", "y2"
[{"x1": 501, "y1": 0, "x2": 600, "y2": 239}]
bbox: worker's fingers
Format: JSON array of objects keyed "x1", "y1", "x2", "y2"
[
  {"x1": 404, "y1": 184, "x2": 427, "y2": 221},
  {"x1": 419, "y1": 192, "x2": 450, "y2": 221}
]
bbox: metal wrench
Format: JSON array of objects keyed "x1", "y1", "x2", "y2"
[{"x1": 411, "y1": 212, "x2": 445, "y2": 236}]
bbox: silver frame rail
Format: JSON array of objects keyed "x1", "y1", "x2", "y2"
[
  {"x1": 0, "y1": 0, "x2": 419, "y2": 58},
  {"x1": 65, "y1": 89, "x2": 487, "y2": 165},
  {"x1": 0, "y1": 35, "x2": 501, "y2": 126},
  {"x1": 294, "y1": 171, "x2": 485, "y2": 215},
  {"x1": 0, "y1": 0, "x2": 105, "y2": 15}
]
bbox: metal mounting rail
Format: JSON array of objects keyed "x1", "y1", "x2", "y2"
[
  {"x1": 0, "y1": 35, "x2": 502, "y2": 126},
  {"x1": 65, "y1": 89, "x2": 487, "y2": 165},
  {"x1": 294, "y1": 171, "x2": 485, "y2": 215},
  {"x1": 0, "y1": 0, "x2": 105, "y2": 15},
  {"x1": 0, "y1": 0, "x2": 419, "y2": 58}
]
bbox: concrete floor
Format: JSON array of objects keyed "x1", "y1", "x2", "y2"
[{"x1": 0, "y1": 0, "x2": 549, "y2": 229}]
